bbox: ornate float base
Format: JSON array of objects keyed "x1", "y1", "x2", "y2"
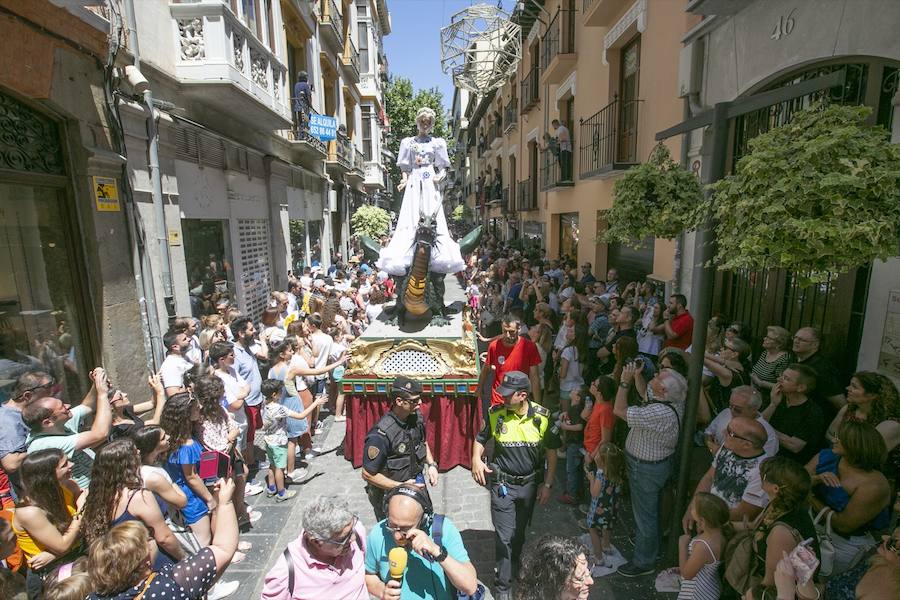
[{"x1": 342, "y1": 275, "x2": 482, "y2": 471}]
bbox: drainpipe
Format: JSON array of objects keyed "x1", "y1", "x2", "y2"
[{"x1": 123, "y1": 0, "x2": 176, "y2": 326}]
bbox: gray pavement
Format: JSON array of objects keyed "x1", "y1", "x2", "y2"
[{"x1": 225, "y1": 413, "x2": 674, "y2": 599}]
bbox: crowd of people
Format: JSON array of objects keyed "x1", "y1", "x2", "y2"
[{"x1": 1, "y1": 233, "x2": 899, "y2": 600}]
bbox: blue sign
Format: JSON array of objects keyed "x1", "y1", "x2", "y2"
[{"x1": 309, "y1": 114, "x2": 337, "y2": 141}]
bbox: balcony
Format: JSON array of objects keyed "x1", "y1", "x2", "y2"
[
  {"x1": 359, "y1": 73, "x2": 382, "y2": 99},
  {"x1": 342, "y1": 38, "x2": 361, "y2": 84},
  {"x1": 503, "y1": 98, "x2": 518, "y2": 133},
  {"x1": 318, "y1": 0, "x2": 344, "y2": 50},
  {"x1": 583, "y1": 0, "x2": 631, "y2": 27},
  {"x1": 520, "y1": 66, "x2": 540, "y2": 113},
  {"x1": 501, "y1": 186, "x2": 511, "y2": 212},
  {"x1": 541, "y1": 147, "x2": 575, "y2": 191},
  {"x1": 579, "y1": 96, "x2": 641, "y2": 179},
  {"x1": 488, "y1": 118, "x2": 503, "y2": 149},
  {"x1": 170, "y1": 3, "x2": 291, "y2": 129},
  {"x1": 286, "y1": 106, "x2": 328, "y2": 158},
  {"x1": 541, "y1": 7, "x2": 577, "y2": 84},
  {"x1": 347, "y1": 146, "x2": 365, "y2": 183},
  {"x1": 327, "y1": 130, "x2": 353, "y2": 172},
  {"x1": 517, "y1": 179, "x2": 537, "y2": 211}
]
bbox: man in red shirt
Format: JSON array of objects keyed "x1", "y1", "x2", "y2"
[
  {"x1": 478, "y1": 315, "x2": 542, "y2": 407},
  {"x1": 659, "y1": 293, "x2": 694, "y2": 350}
]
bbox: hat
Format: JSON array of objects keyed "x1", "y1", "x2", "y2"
[
  {"x1": 348, "y1": 255, "x2": 360, "y2": 264},
  {"x1": 391, "y1": 376, "x2": 422, "y2": 400},
  {"x1": 495, "y1": 371, "x2": 530, "y2": 396},
  {"x1": 590, "y1": 295, "x2": 610, "y2": 308}
]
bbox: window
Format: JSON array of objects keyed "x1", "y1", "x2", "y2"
[
  {"x1": 356, "y1": 0, "x2": 367, "y2": 17},
  {"x1": 358, "y1": 22, "x2": 370, "y2": 74},
  {"x1": 242, "y1": 0, "x2": 259, "y2": 39},
  {"x1": 362, "y1": 105, "x2": 373, "y2": 161}
]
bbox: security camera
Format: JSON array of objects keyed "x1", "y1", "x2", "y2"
[{"x1": 123, "y1": 65, "x2": 150, "y2": 94}]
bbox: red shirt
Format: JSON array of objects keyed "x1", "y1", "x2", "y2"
[
  {"x1": 583, "y1": 401, "x2": 615, "y2": 454},
  {"x1": 664, "y1": 311, "x2": 694, "y2": 350},
  {"x1": 487, "y1": 336, "x2": 542, "y2": 406}
]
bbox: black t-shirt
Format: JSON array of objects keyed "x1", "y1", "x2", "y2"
[
  {"x1": 771, "y1": 398, "x2": 826, "y2": 464},
  {"x1": 565, "y1": 400, "x2": 587, "y2": 445}
]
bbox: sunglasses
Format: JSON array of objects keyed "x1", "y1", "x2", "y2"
[
  {"x1": 727, "y1": 426, "x2": 754, "y2": 444},
  {"x1": 312, "y1": 516, "x2": 358, "y2": 547},
  {"x1": 19, "y1": 376, "x2": 56, "y2": 397}
]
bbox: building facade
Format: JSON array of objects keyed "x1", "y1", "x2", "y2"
[
  {"x1": 458, "y1": 0, "x2": 696, "y2": 284},
  {"x1": 0, "y1": 0, "x2": 392, "y2": 402},
  {"x1": 675, "y1": 0, "x2": 900, "y2": 378}
]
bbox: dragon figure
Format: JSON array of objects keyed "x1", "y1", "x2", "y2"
[{"x1": 360, "y1": 222, "x2": 482, "y2": 327}]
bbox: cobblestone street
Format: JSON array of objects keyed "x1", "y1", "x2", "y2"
[{"x1": 227, "y1": 413, "x2": 673, "y2": 599}]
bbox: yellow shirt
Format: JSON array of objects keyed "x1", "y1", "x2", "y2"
[{"x1": 12, "y1": 487, "x2": 77, "y2": 559}]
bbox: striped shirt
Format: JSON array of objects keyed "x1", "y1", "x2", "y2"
[{"x1": 624, "y1": 401, "x2": 681, "y2": 462}]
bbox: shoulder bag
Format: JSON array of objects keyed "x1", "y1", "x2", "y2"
[{"x1": 811, "y1": 506, "x2": 836, "y2": 578}]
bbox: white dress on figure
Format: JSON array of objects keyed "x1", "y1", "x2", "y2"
[{"x1": 376, "y1": 135, "x2": 466, "y2": 276}]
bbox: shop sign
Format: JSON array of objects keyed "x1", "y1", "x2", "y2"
[
  {"x1": 92, "y1": 176, "x2": 120, "y2": 212},
  {"x1": 309, "y1": 114, "x2": 337, "y2": 141}
]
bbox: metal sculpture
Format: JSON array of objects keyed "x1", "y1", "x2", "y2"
[{"x1": 440, "y1": 3, "x2": 522, "y2": 94}]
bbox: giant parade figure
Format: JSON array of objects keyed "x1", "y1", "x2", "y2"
[{"x1": 360, "y1": 107, "x2": 481, "y2": 325}]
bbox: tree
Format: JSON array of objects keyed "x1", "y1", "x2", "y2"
[
  {"x1": 602, "y1": 143, "x2": 704, "y2": 247},
  {"x1": 710, "y1": 103, "x2": 900, "y2": 284},
  {"x1": 450, "y1": 203, "x2": 474, "y2": 223},
  {"x1": 350, "y1": 204, "x2": 391, "y2": 240},
  {"x1": 384, "y1": 76, "x2": 448, "y2": 196}
]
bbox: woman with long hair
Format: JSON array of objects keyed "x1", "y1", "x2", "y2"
[
  {"x1": 131, "y1": 425, "x2": 188, "y2": 516},
  {"x1": 515, "y1": 535, "x2": 593, "y2": 600},
  {"x1": 559, "y1": 323, "x2": 589, "y2": 411},
  {"x1": 79, "y1": 439, "x2": 185, "y2": 568},
  {"x1": 192, "y1": 376, "x2": 258, "y2": 534},
  {"x1": 745, "y1": 456, "x2": 819, "y2": 599},
  {"x1": 12, "y1": 449, "x2": 85, "y2": 598},
  {"x1": 198, "y1": 314, "x2": 228, "y2": 360},
  {"x1": 827, "y1": 371, "x2": 900, "y2": 487},
  {"x1": 160, "y1": 393, "x2": 214, "y2": 545},
  {"x1": 84, "y1": 480, "x2": 238, "y2": 600}
]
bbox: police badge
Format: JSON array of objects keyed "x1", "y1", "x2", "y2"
[{"x1": 397, "y1": 442, "x2": 407, "y2": 454}]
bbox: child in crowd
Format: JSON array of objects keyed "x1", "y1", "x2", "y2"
[
  {"x1": 677, "y1": 492, "x2": 729, "y2": 600},
  {"x1": 466, "y1": 278, "x2": 481, "y2": 311},
  {"x1": 260, "y1": 379, "x2": 326, "y2": 501},
  {"x1": 586, "y1": 442, "x2": 626, "y2": 572},
  {"x1": 558, "y1": 385, "x2": 591, "y2": 504}
]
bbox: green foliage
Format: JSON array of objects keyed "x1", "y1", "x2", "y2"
[
  {"x1": 710, "y1": 103, "x2": 900, "y2": 284},
  {"x1": 288, "y1": 219, "x2": 305, "y2": 246},
  {"x1": 350, "y1": 204, "x2": 391, "y2": 240},
  {"x1": 384, "y1": 76, "x2": 447, "y2": 193},
  {"x1": 602, "y1": 143, "x2": 704, "y2": 247},
  {"x1": 450, "y1": 203, "x2": 474, "y2": 223}
]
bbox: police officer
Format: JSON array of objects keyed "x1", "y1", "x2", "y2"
[
  {"x1": 471, "y1": 370, "x2": 560, "y2": 600},
  {"x1": 362, "y1": 376, "x2": 440, "y2": 520}
]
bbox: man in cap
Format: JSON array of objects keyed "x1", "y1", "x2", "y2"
[
  {"x1": 362, "y1": 376, "x2": 439, "y2": 520},
  {"x1": 471, "y1": 371, "x2": 560, "y2": 600}
]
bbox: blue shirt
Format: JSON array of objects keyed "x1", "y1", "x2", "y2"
[
  {"x1": 365, "y1": 517, "x2": 470, "y2": 600},
  {"x1": 233, "y1": 343, "x2": 262, "y2": 407}
]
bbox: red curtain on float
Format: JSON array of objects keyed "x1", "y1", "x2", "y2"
[{"x1": 344, "y1": 394, "x2": 483, "y2": 471}]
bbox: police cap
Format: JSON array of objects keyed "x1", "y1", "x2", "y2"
[
  {"x1": 391, "y1": 376, "x2": 422, "y2": 400},
  {"x1": 495, "y1": 371, "x2": 530, "y2": 396}
]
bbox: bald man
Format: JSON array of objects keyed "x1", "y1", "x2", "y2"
[
  {"x1": 684, "y1": 417, "x2": 770, "y2": 530},
  {"x1": 364, "y1": 486, "x2": 477, "y2": 599}
]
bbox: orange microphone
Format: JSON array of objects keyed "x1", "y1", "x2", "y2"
[{"x1": 388, "y1": 546, "x2": 408, "y2": 583}]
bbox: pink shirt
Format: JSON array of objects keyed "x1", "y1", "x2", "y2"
[{"x1": 261, "y1": 520, "x2": 368, "y2": 600}]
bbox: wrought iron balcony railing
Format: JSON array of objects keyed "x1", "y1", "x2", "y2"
[
  {"x1": 520, "y1": 65, "x2": 540, "y2": 113},
  {"x1": 504, "y1": 97, "x2": 518, "y2": 132},
  {"x1": 578, "y1": 95, "x2": 641, "y2": 178},
  {"x1": 540, "y1": 7, "x2": 576, "y2": 72},
  {"x1": 517, "y1": 178, "x2": 536, "y2": 211}
]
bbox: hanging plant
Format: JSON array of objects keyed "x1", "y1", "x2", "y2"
[
  {"x1": 601, "y1": 142, "x2": 704, "y2": 248},
  {"x1": 710, "y1": 103, "x2": 900, "y2": 284}
]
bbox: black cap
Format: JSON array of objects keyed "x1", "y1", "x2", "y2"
[
  {"x1": 391, "y1": 376, "x2": 422, "y2": 400},
  {"x1": 495, "y1": 371, "x2": 530, "y2": 396}
]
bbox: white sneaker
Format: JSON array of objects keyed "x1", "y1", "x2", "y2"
[
  {"x1": 246, "y1": 510, "x2": 262, "y2": 523},
  {"x1": 208, "y1": 580, "x2": 239, "y2": 600},
  {"x1": 288, "y1": 467, "x2": 308, "y2": 481},
  {"x1": 304, "y1": 450, "x2": 317, "y2": 460},
  {"x1": 244, "y1": 483, "x2": 265, "y2": 497}
]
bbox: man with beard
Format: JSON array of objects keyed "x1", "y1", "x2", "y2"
[
  {"x1": 160, "y1": 329, "x2": 196, "y2": 397},
  {"x1": 478, "y1": 315, "x2": 542, "y2": 409}
]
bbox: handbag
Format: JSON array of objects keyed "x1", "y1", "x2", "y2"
[
  {"x1": 811, "y1": 507, "x2": 836, "y2": 578},
  {"x1": 723, "y1": 512, "x2": 765, "y2": 594}
]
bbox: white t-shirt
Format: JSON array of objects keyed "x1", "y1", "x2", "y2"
[
  {"x1": 366, "y1": 303, "x2": 384, "y2": 323},
  {"x1": 186, "y1": 335, "x2": 203, "y2": 365},
  {"x1": 288, "y1": 353, "x2": 310, "y2": 392},
  {"x1": 140, "y1": 464, "x2": 174, "y2": 515},
  {"x1": 309, "y1": 331, "x2": 332, "y2": 383},
  {"x1": 160, "y1": 354, "x2": 194, "y2": 389},
  {"x1": 214, "y1": 367, "x2": 247, "y2": 427},
  {"x1": 559, "y1": 345, "x2": 584, "y2": 392}
]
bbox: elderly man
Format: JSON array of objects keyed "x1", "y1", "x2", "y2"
[
  {"x1": 685, "y1": 416, "x2": 770, "y2": 530},
  {"x1": 704, "y1": 386, "x2": 779, "y2": 457},
  {"x1": 792, "y1": 326, "x2": 845, "y2": 418},
  {"x1": 23, "y1": 368, "x2": 111, "y2": 490},
  {"x1": 365, "y1": 484, "x2": 478, "y2": 600},
  {"x1": 614, "y1": 364, "x2": 686, "y2": 577},
  {"x1": 0, "y1": 371, "x2": 55, "y2": 505},
  {"x1": 762, "y1": 364, "x2": 826, "y2": 464},
  {"x1": 262, "y1": 496, "x2": 368, "y2": 600}
]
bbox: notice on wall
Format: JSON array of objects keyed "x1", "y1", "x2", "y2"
[
  {"x1": 92, "y1": 176, "x2": 120, "y2": 212},
  {"x1": 879, "y1": 290, "x2": 900, "y2": 379}
]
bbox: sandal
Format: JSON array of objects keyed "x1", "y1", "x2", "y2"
[
  {"x1": 238, "y1": 541, "x2": 253, "y2": 551},
  {"x1": 230, "y1": 551, "x2": 246, "y2": 564}
]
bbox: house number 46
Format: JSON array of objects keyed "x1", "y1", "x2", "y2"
[{"x1": 771, "y1": 9, "x2": 796, "y2": 40}]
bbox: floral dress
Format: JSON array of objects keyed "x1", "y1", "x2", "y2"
[{"x1": 586, "y1": 467, "x2": 622, "y2": 530}]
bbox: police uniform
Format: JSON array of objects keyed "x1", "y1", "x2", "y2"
[
  {"x1": 362, "y1": 376, "x2": 430, "y2": 520},
  {"x1": 474, "y1": 371, "x2": 560, "y2": 595}
]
